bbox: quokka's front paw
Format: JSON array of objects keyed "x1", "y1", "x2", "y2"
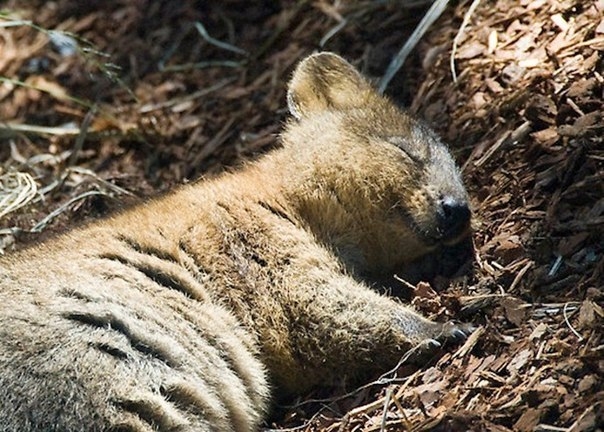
[
  {"x1": 440, "y1": 320, "x2": 476, "y2": 340},
  {"x1": 393, "y1": 306, "x2": 475, "y2": 346},
  {"x1": 420, "y1": 321, "x2": 476, "y2": 349}
]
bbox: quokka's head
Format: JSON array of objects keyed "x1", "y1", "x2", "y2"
[{"x1": 282, "y1": 52, "x2": 471, "y2": 273}]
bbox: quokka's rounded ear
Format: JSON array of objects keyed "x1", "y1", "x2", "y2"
[{"x1": 287, "y1": 52, "x2": 373, "y2": 120}]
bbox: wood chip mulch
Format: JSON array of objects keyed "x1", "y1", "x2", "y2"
[{"x1": 0, "y1": 0, "x2": 602, "y2": 430}]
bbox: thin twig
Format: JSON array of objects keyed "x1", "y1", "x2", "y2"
[
  {"x1": 380, "y1": 387, "x2": 393, "y2": 432},
  {"x1": 67, "y1": 105, "x2": 97, "y2": 167},
  {"x1": 563, "y1": 302, "x2": 583, "y2": 342},
  {"x1": 194, "y1": 21, "x2": 247, "y2": 56},
  {"x1": 0, "y1": 18, "x2": 32, "y2": 27},
  {"x1": 509, "y1": 260, "x2": 533, "y2": 292},
  {"x1": 379, "y1": 0, "x2": 449, "y2": 93},
  {"x1": 0, "y1": 123, "x2": 80, "y2": 136},
  {"x1": 0, "y1": 122, "x2": 129, "y2": 140},
  {"x1": 31, "y1": 190, "x2": 108, "y2": 233},
  {"x1": 0, "y1": 76, "x2": 96, "y2": 111},
  {"x1": 279, "y1": 343, "x2": 424, "y2": 412},
  {"x1": 67, "y1": 166, "x2": 134, "y2": 197},
  {"x1": 320, "y1": 19, "x2": 349, "y2": 47},
  {"x1": 451, "y1": 0, "x2": 482, "y2": 83},
  {"x1": 139, "y1": 77, "x2": 237, "y2": 113},
  {"x1": 0, "y1": 172, "x2": 38, "y2": 220},
  {"x1": 160, "y1": 60, "x2": 242, "y2": 73},
  {"x1": 474, "y1": 121, "x2": 532, "y2": 167}
]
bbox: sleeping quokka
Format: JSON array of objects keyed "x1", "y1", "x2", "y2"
[{"x1": 0, "y1": 52, "x2": 472, "y2": 432}]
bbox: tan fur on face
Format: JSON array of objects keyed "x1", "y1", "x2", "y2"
[
  {"x1": 0, "y1": 52, "x2": 471, "y2": 432},
  {"x1": 283, "y1": 53, "x2": 470, "y2": 274}
]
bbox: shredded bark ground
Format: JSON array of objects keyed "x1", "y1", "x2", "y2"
[{"x1": 0, "y1": 1, "x2": 602, "y2": 430}]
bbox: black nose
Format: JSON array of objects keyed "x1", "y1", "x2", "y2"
[{"x1": 438, "y1": 196, "x2": 471, "y2": 240}]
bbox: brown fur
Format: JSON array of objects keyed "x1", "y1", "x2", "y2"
[{"x1": 0, "y1": 53, "x2": 471, "y2": 432}]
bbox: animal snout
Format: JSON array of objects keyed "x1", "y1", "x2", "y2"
[{"x1": 437, "y1": 196, "x2": 471, "y2": 241}]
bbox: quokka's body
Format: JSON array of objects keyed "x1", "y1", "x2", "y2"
[{"x1": 0, "y1": 52, "x2": 471, "y2": 431}]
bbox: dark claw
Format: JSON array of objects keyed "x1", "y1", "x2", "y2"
[
  {"x1": 415, "y1": 338, "x2": 442, "y2": 353},
  {"x1": 453, "y1": 328, "x2": 467, "y2": 338},
  {"x1": 441, "y1": 321, "x2": 475, "y2": 340},
  {"x1": 426, "y1": 338, "x2": 441, "y2": 348}
]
